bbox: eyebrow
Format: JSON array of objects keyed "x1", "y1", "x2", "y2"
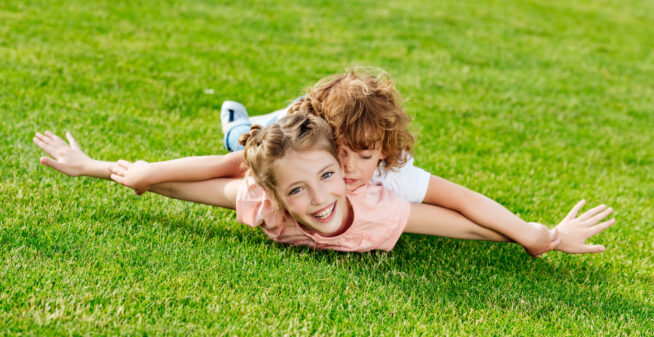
[{"x1": 284, "y1": 163, "x2": 336, "y2": 190}]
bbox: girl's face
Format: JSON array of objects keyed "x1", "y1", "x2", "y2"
[
  {"x1": 337, "y1": 142, "x2": 386, "y2": 192},
  {"x1": 273, "y1": 148, "x2": 351, "y2": 236}
]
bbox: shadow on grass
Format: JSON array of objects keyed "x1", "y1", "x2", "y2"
[
  {"x1": 54, "y1": 205, "x2": 650, "y2": 326},
  {"x1": 293, "y1": 234, "x2": 652, "y2": 325}
]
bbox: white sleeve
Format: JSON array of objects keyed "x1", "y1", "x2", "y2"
[{"x1": 370, "y1": 155, "x2": 430, "y2": 203}]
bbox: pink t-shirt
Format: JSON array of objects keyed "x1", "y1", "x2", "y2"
[{"x1": 235, "y1": 178, "x2": 411, "y2": 252}]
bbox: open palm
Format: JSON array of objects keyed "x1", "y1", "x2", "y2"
[{"x1": 33, "y1": 131, "x2": 90, "y2": 177}]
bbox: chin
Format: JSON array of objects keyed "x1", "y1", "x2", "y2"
[{"x1": 303, "y1": 201, "x2": 346, "y2": 236}]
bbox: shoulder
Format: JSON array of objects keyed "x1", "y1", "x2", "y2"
[
  {"x1": 339, "y1": 184, "x2": 411, "y2": 251},
  {"x1": 349, "y1": 183, "x2": 410, "y2": 214},
  {"x1": 235, "y1": 177, "x2": 285, "y2": 229}
]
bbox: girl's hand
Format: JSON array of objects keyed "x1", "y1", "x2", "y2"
[
  {"x1": 523, "y1": 222, "x2": 561, "y2": 258},
  {"x1": 554, "y1": 200, "x2": 616, "y2": 254},
  {"x1": 33, "y1": 131, "x2": 90, "y2": 177},
  {"x1": 109, "y1": 160, "x2": 151, "y2": 195}
]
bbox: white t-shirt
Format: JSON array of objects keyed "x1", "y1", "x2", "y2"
[{"x1": 370, "y1": 155, "x2": 431, "y2": 203}]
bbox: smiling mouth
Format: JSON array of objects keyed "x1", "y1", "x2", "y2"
[
  {"x1": 343, "y1": 178, "x2": 358, "y2": 184},
  {"x1": 311, "y1": 201, "x2": 337, "y2": 223}
]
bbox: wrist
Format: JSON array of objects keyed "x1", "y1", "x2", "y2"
[
  {"x1": 136, "y1": 162, "x2": 159, "y2": 189},
  {"x1": 521, "y1": 222, "x2": 550, "y2": 249},
  {"x1": 78, "y1": 158, "x2": 98, "y2": 177}
]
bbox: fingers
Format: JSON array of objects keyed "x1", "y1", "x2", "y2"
[
  {"x1": 579, "y1": 204, "x2": 607, "y2": 221},
  {"x1": 549, "y1": 228, "x2": 561, "y2": 249},
  {"x1": 45, "y1": 130, "x2": 66, "y2": 146},
  {"x1": 587, "y1": 218, "x2": 616, "y2": 236},
  {"x1": 586, "y1": 207, "x2": 613, "y2": 225},
  {"x1": 110, "y1": 173, "x2": 126, "y2": 185},
  {"x1": 34, "y1": 131, "x2": 68, "y2": 156},
  {"x1": 40, "y1": 156, "x2": 62, "y2": 170},
  {"x1": 35, "y1": 132, "x2": 52, "y2": 144},
  {"x1": 117, "y1": 159, "x2": 132, "y2": 169},
  {"x1": 33, "y1": 135, "x2": 55, "y2": 156},
  {"x1": 566, "y1": 199, "x2": 586, "y2": 219},
  {"x1": 110, "y1": 163, "x2": 127, "y2": 176},
  {"x1": 577, "y1": 244, "x2": 606, "y2": 254},
  {"x1": 66, "y1": 132, "x2": 81, "y2": 150}
]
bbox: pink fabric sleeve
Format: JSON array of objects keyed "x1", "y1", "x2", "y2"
[{"x1": 235, "y1": 179, "x2": 269, "y2": 228}]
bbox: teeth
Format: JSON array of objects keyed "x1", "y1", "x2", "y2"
[{"x1": 313, "y1": 203, "x2": 334, "y2": 219}]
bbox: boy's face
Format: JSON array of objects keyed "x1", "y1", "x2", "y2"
[{"x1": 337, "y1": 141, "x2": 386, "y2": 192}]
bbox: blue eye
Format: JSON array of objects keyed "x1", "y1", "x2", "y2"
[
  {"x1": 289, "y1": 187, "x2": 302, "y2": 196},
  {"x1": 322, "y1": 171, "x2": 334, "y2": 179}
]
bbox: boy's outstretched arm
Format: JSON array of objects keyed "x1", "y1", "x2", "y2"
[
  {"x1": 112, "y1": 162, "x2": 240, "y2": 209},
  {"x1": 106, "y1": 151, "x2": 247, "y2": 194},
  {"x1": 34, "y1": 131, "x2": 242, "y2": 209},
  {"x1": 404, "y1": 203, "x2": 550, "y2": 245},
  {"x1": 422, "y1": 175, "x2": 615, "y2": 255},
  {"x1": 33, "y1": 131, "x2": 114, "y2": 179}
]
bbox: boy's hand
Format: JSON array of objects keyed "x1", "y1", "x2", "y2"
[
  {"x1": 33, "y1": 131, "x2": 90, "y2": 177},
  {"x1": 554, "y1": 200, "x2": 616, "y2": 254},
  {"x1": 109, "y1": 160, "x2": 151, "y2": 195}
]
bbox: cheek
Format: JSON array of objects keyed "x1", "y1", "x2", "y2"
[
  {"x1": 362, "y1": 161, "x2": 379, "y2": 177},
  {"x1": 327, "y1": 179, "x2": 346, "y2": 196},
  {"x1": 282, "y1": 196, "x2": 308, "y2": 216}
]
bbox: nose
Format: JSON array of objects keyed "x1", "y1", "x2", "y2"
[{"x1": 308, "y1": 184, "x2": 327, "y2": 205}]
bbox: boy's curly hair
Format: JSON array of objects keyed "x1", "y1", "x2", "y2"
[{"x1": 287, "y1": 68, "x2": 414, "y2": 170}]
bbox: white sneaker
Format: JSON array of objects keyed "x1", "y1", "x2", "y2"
[{"x1": 220, "y1": 100, "x2": 249, "y2": 132}]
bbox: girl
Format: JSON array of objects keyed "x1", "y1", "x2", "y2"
[
  {"x1": 218, "y1": 69, "x2": 617, "y2": 255},
  {"x1": 34, "y1": 114, "x2": 612, "y2": 253}
]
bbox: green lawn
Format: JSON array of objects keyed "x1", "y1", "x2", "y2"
[{"x1": 1, "y1": 0, "x2": 652, "y2": 335}]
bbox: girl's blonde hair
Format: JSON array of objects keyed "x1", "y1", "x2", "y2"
[
  {"x1": 238, "y1": 113, "x2": 338, "y2": 199},
  {"x1": 287, "y1": 68, "x2": 414, "y2": 169}
]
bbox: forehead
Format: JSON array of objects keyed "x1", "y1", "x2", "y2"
[
  {"x1": 335, "y1": 121, "x2": 384, "y2": 152},
  {"x1": 273, "y1": 150, "x2": 339, "y2": 187},
  {"x1": 336, "y1": 139, "x2": 383, "y2": 154}
]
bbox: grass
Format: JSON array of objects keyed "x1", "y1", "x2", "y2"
[{"x1": 1, "y1": 0, "x2": 652, "y2": 335}]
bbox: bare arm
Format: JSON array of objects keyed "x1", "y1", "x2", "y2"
[
  {"x1": 422, "y1": 176, "x2": 615, "y2": 255},
  {"x1": 34, "y1": 131, "x2": 243, "y2": 209},
  {"x1": 147, "y1": 178, "x2": 242, "y2": 209},
  {"x1": 34, "y1": 130, "x2": 247, "y2": 193},
  {"x1": 110, "y1": 152, "x2": 247, "y2": 194},
  {"x1": 406, "y1": 203, "x2": 516, "y2": 242},
  {"x1": 423, "y1": 175, "x2": 558, "y2": 255}
]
